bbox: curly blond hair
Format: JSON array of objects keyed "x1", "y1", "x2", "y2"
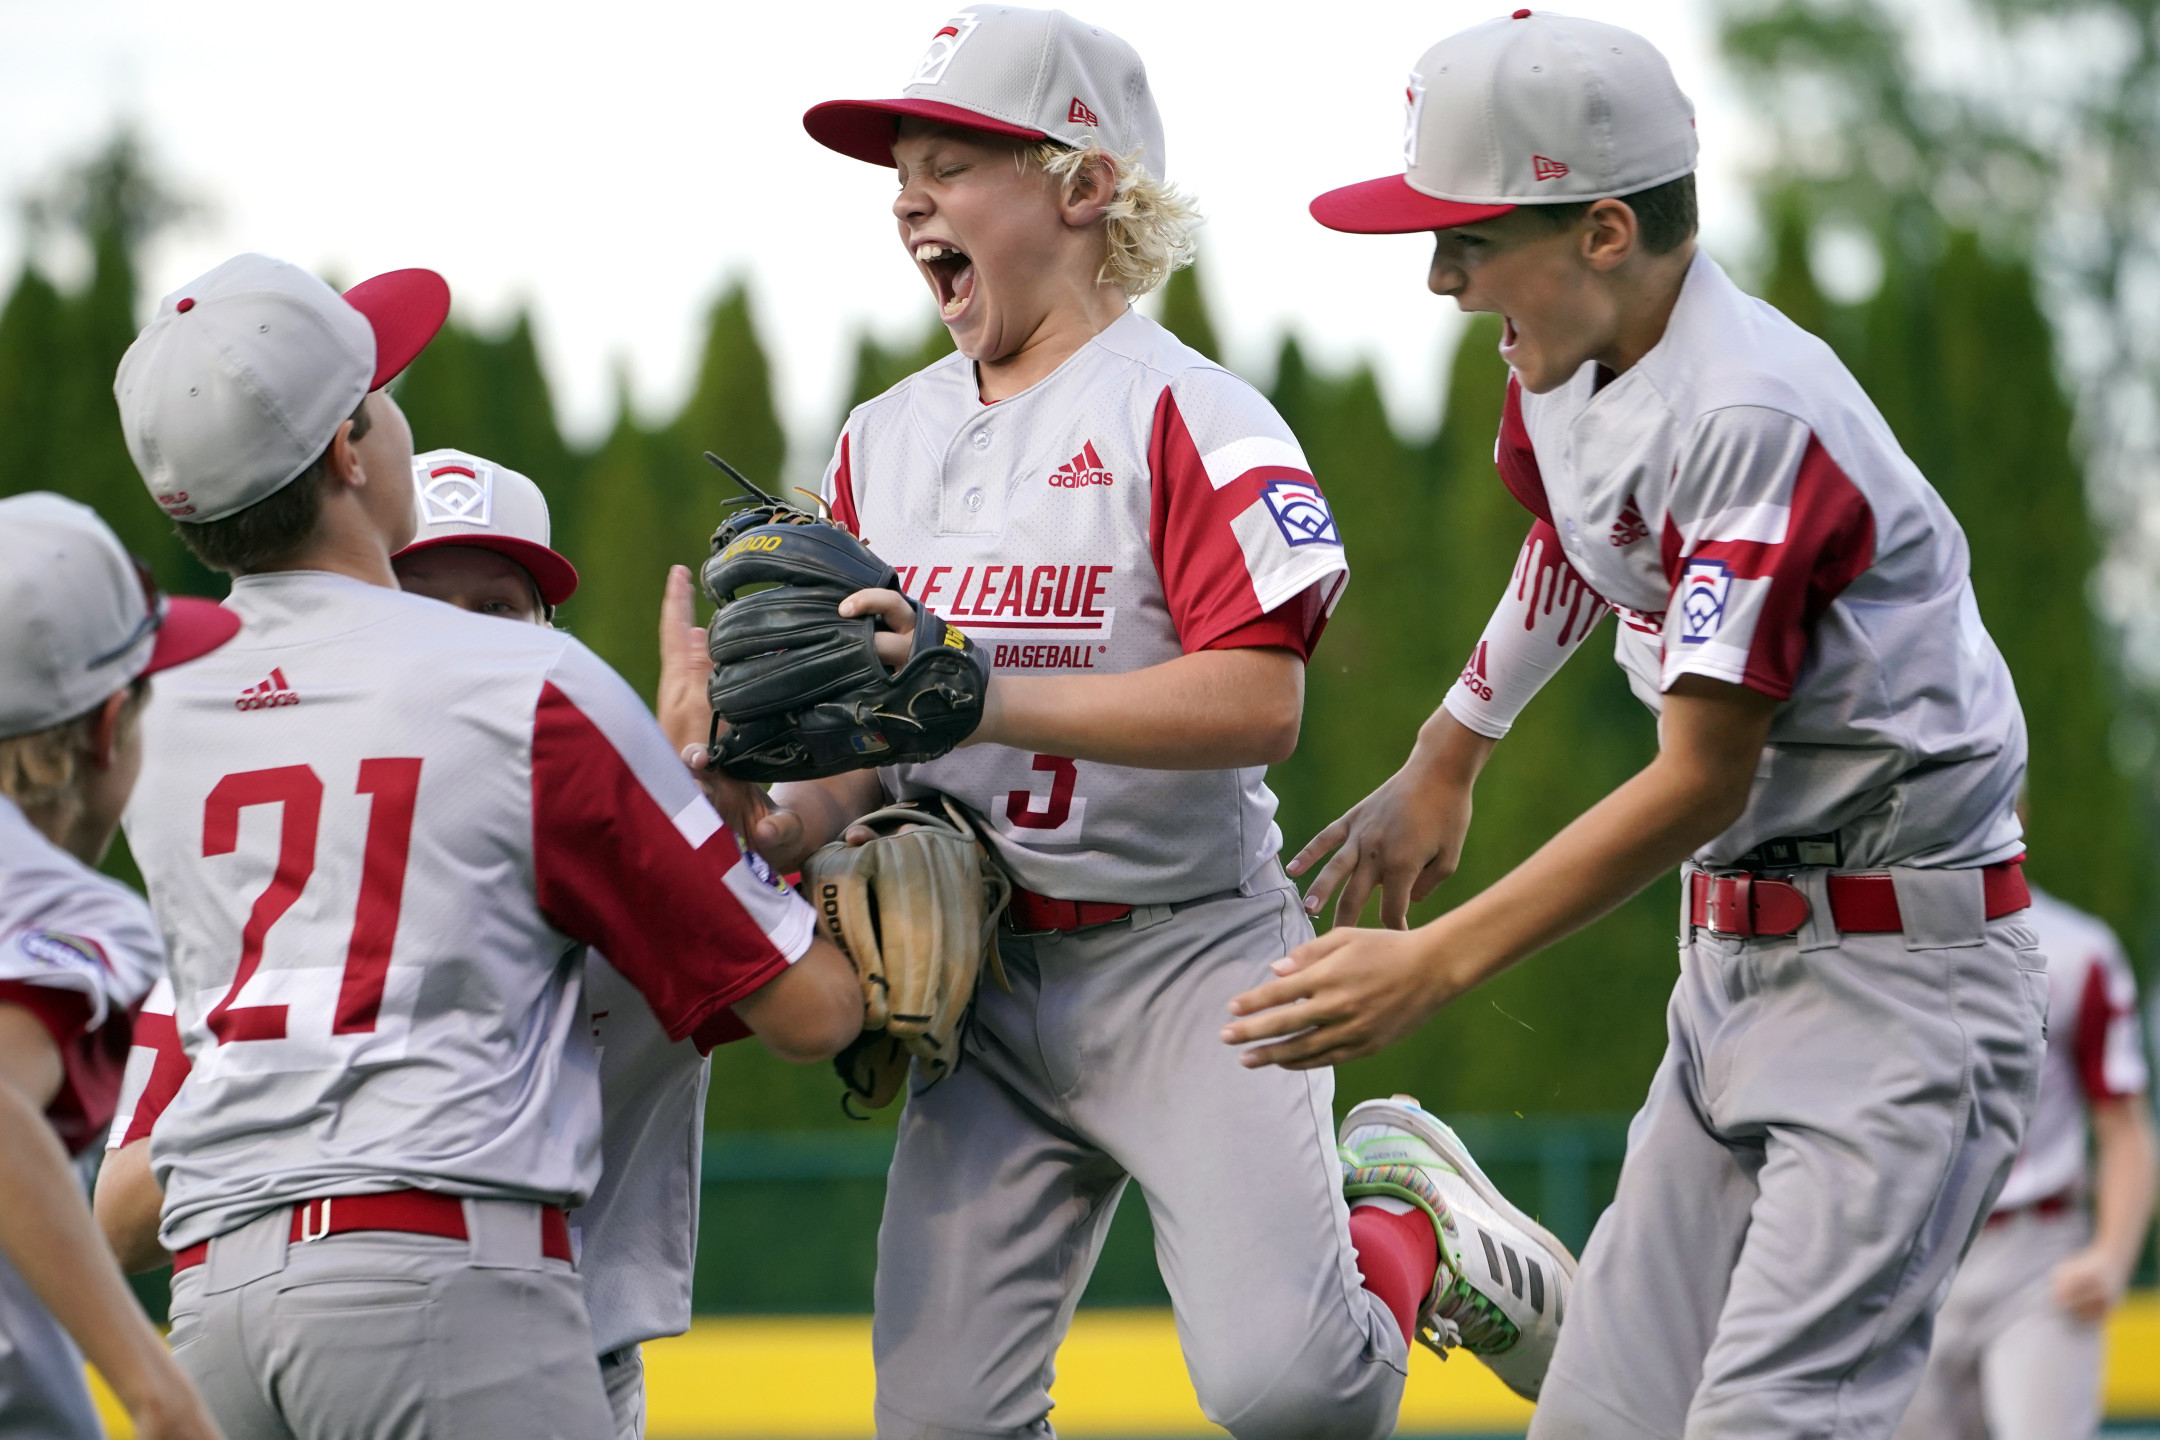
[
  {"x1": 1034, "y1": 142, "x2": 1200, "y2": 299},
  {"x1": 0, "y1": 683, "x2": 146, "y2": 832}
]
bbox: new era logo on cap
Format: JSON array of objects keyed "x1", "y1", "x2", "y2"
[
  {"x1": 419, "y1": 457, "x2": 494, "y2": 527},
  {"x1": 1067, "y1": 96, "x2": 1098, "y2": 126},
  {"x1": 1532, "y1": 155, "x2": 1570, "y2": 181}
]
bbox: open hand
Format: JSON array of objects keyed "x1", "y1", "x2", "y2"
[
  {"x1": 1220, "y1": 925, "x2": 1466, "y2": 1070},
  {"x1": 657, "y1": 565, "x2": 716, "y2": 754},
  {"x1": 1290, "y1": 754, "x2": 1477, "y2": 929}
]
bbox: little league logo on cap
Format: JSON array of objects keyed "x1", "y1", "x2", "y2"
[
  {"x1": 0, "y1": 493, "x2": 239, "y2": 739},
  {"x1": 396, "y1": 449, "x2": 580, "y2": 607},
  {"x1": 1311, "y1": 10, "x2": 1697, "y2": 235},
  {"x1": 418, "y1": 454, "x2": 495, "y2": 528},
  {"x1": 114, "y1": 255, "x2": 449, "y2": 524},
  {"x1": 805, "y1": 6, "x2": 1167, "y2": 179}
]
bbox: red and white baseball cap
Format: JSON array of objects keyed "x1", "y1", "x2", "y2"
[
  {"x1": 805, "y1": 6, "x2": 1167, "y2": 178},
  {"x1": 394, "y1": 449, "x2": 579, "y2": 607},
  {"x1": 1310, "y1": 10, "x2": 1696, "y2": 235},
  {"x1": 114, "y1": 253, "x2": 450, "y2": 524},
  {"x1": 0, "y1": 493, "x2": 240, "y2": 739}
]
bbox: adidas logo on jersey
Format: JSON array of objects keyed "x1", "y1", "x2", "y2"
[
  {"x1": 235, "y1": 668, "x2": 300, "y2": 711},
  {"x1": 1049, "y1": 441, "x2": 1114, "y2": 489},
  {"x1": 1610, "y1": 495, "x2": 1649, "y2": 547}
]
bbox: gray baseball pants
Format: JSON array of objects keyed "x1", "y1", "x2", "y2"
[
  {"x1": 168, "y1": 1200, "x2": 615, "y2": 1440},
  {"x1": 871, "y1": 869, "x2": 1407, "y2": 1440},
  {"x1": 0, "y1": 1249, "x2": 101, "y2": 1439},
  {"x1": 1892, "y1": 1206, "x2": 2103, "y2": 1440},
  {"x1": 1530, "y1": 864, "x2": 2048, "y2": 1440}
]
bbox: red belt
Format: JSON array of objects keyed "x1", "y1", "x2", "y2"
[
  {"x1": 1006, "y1": 886, "x2": 1133, "y2": 933},
  {"x1": 172, "y1": 1189, "x2": 573, "y2": 1273},
  {"x1": 1687, "y1": 859, "x2": 2029, "y2": 939},
  {"x1": 1985, "y1": 1189, "x2": 2074, "y2": 1228}
]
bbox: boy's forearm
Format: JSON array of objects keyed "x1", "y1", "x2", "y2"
[
  {"x1": 0, "y1": 1085, "x2": 182, "y2": 1413},
  {"x1": 1417, "y1": 677, "x2": 1776, "y2": 990},
  {"x1": 2089, "y1": 1097, "x2": 2160, "y2": 1271},
  {"x1": 94, "y1": 1139, "x2": 170, "y2": 1274},
  {"x1": 975, "y1": 648, "x2": 1304, "y2": 769}
]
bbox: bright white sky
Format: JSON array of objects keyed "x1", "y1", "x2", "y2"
[{"x1": 2, "y1": 0, "x2": 1762, "y2": 472}]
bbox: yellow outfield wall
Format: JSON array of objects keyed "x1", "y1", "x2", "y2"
[{"x1": 92, "y1": 1292, "x2": 2160, "y2": 1437}]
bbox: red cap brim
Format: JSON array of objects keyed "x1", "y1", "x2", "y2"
[
  {"x1": 344, "y1": 269, "x2": 451, "y2": 391},
  {"x1": 144, "y1": 597, "x2": 241, "y2": 675},
  {"x1": 804, "y1": 98, "x2": 1047, "y2": 167},
  {"x1": 1309, "y1": 175, "x2": 1516, "y2": 235},
  {"x1": 393, "y1": 534, "x2": 580, "y2": 607}
]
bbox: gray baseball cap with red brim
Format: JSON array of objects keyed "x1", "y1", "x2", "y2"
[
  {"x1": 806, "y1": 6, "x2": 1166, "y2": 178},
  {"x1": 0, "y1": 493, "x2": 241, "y2": 739},
  {"x1": 1311, "y1": 9, "x2": 1697, "y2": 235}
]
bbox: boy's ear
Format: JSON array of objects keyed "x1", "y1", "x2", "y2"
[
  {"x1": 1581, "y1": 197, "x2": 1640, "y2": 272},
  {"x1": 84, "y1": 687, "x2": 134, "y2": 772},
  {"x1": 322, "y1": 417, "x2": 364, "y2": 490},
  {"x1": 1059, "y1": 152, "x2": 1118, "y2": 229}
]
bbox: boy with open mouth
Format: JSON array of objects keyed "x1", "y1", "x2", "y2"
[
  {"x1": 686, "y1": 6, "x2": 1570, "y2": 1435},
  {"x1": 1230, "y1": 12, "x2": 2046, "y2": 1438}
]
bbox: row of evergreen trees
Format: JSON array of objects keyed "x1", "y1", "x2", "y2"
[{"x1": 0, "y1": 139, "x2": 2141, "y2": 1129}]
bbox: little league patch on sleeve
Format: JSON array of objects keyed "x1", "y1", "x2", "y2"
[
  {"x1": 1260, "y1": 479, "x2": 1341, "y2": 547},
  {"x1": 10, "y1": 931, "x2": 107, "y2": 977},
  {"x1": 1678, "y1": 558, "x2": 1732, "y2": 644}
]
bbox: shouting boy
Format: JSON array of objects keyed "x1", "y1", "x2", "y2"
[
  {"x1": 1229, "y1": 12, "x2": 2047, "y2": 1439},
  {"x1": 686, "y1": 8, "x2": 1572, "y2": 1437}
]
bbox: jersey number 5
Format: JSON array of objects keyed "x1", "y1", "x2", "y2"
[{"x1": 201, "y1": 760, "x2": 423, "y2": 1044}]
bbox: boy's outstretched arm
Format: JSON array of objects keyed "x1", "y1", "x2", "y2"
[
  {"x1": 1223, "y1": 673, "x2": 1778, "y2": 1069},
  {"x1": 0, "y1": 1006, "x2": 224, "y2": 1440}
]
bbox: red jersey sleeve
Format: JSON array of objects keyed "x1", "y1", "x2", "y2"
[
  {"x1": 107, "y1": 977, "x2": 188, "y2": 1148},
  {"x1": 531, "y1": 643, "x2": 817, "y2": 1050},
  {"x1": 1146, "y1": 369, "x2": 1348, "y2": 660},
  {"x1": 1656, "y1": 407, "x2": 1876, "y2": 699},
  {"x1": 2072, "y1": 941, "x2": 2148, "y2": 1102},
  {"x1": 0, "y1": 975, "x2": 133, "y2": 1157}
]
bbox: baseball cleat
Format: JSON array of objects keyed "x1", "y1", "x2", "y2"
[{"x1": 1339, "y1": 1094, "x2": 1575, "y2": 1400}]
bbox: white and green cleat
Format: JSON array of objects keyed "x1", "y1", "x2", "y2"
[{"x1": 1339, "y1": 1094, "x2": 1576, "y2": 1400}]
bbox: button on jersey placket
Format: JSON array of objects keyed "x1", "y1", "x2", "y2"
[{"x1": 941, "y1": 418, "x2": 1005, "y2": 536}]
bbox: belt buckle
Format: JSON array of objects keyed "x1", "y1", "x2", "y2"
[
  {"x1": 296, "y1": 1196, "x2": 334, "y2": 1244},
  {"x1": 1706, "y1": 874, "x2": 1755, "y2": 938}
]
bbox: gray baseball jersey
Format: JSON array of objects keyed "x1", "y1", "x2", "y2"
[
  {"x1": 822, "y1": 308, "x2": 1391, "y2": 1436},
  {"x1": 1444, "y1": 250, "x2": 2026, "y2": 871},
  {"x1": 825, "y1": 308, "x2": 1348, "y2": 904},
  {"x1": 122, "y1": 571, "x2": 813, "y2": 1251}
]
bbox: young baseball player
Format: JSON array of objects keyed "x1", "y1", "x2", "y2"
[
  {"x1": 111, "y1": 254, "x2": 861, "y2": 1439},
  {"x1": 1227, "y1": 12, "x2": 2048, "y2": 1438},
  {"x1": 671, "y1": 9, "x2": 1566, "y2": 1436},
  {"x1": 0, "y1": 493, "x2": 235, "y2": 1440},
  {"x1": 98, "y1": 448, "x2": 714, "y2": 1439},
  {"x1": 1894, "y1": 841, "x2": 2156, "y2": 1439}
]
